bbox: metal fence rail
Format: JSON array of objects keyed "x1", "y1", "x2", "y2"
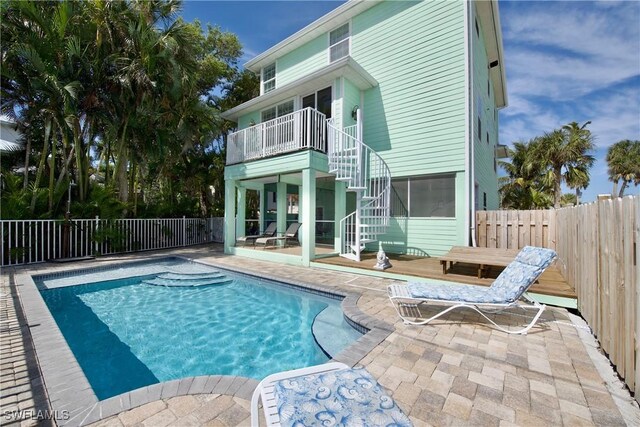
[{"x1": 1, "y1": 217, "x2": 224, "y2": 266}]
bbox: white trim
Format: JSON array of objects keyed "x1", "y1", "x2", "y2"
[
  {"x1": 469, "y1": 1, "x2": 477, "y2": 247},
  {"x1": 464, "y1": 0, "x2": 471, "y2": 246}
]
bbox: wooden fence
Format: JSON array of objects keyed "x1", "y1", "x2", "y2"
[{"x1": 476, "y1": 197, "x2": 639, "y2": 399}]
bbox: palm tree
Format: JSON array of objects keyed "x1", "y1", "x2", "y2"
[
  {"x1": 532, "y1": 121, "x2": 595, "y2": 208},
  {"x1": 606, "y1": 139, "x2": 640, "y2": 197},
  {"x1": 499, "y1": 140, "x2": 553, "y2": 209}
]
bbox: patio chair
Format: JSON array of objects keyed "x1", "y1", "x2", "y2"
[
  {"x1": 250, "y1": 362, "x2": 412, "y2": 427},
  {"x1": 236, "y1": 222, "x2": 277, "y2": 247},
  {"x1": 255, "y1": 222, "x2": 301, "y2": 248},
  {"x1": 388, "y1": 246, "x2": 557, "y2": 335}
]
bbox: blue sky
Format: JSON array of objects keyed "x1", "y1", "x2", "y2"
[{"x1": 180, "y1": 0, "x2": 640, "y2": 202}]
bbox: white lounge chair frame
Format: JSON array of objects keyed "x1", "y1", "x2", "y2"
[
  {"x1": 251, "y1": 362, "x2": 348, "y2": 427},
  {"x1": 388, "y1": 284, "x2": 546, "y2": 335}
]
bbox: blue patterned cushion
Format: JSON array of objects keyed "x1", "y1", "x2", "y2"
[
  {"x1": 408, "y1": 282, "x2": 505, "y2": 303},
  {"x1": 273, "y1": 367, "x2": 412, "y2": 427},
  {"x1": 489, "y1": 261, "x2": 542, "y2": 302},
  {"x1": 515, "y1": 246, "x2": 556, "y2": 269}
]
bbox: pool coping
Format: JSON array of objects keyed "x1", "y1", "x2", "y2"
[{"x1": 13, "y1": 254, "x2": 393, "y2": 426}]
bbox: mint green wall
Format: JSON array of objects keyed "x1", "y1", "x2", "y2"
[
  {"x1": 277, "y1": 34, "x2": 327, "y2": 87},
  {"x1": 238, "y1": 110, "x2": 261, "y2": 130},
  {"x1": 471, "y1": 3, "x2": 500, "y2": 210},
  {"x1": 342, "y1": 78, "x2": 360, "y2": 129},
  {"x1": 354, "y1": 1, "x2": 466, "y2": 176},
  {"x1": 225, "y1": 150, "x2": 329, "y2": 181}
]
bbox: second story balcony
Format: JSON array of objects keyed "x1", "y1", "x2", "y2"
[{"x1": 226, "y1": 107, "x2": 327, "y2": 165}]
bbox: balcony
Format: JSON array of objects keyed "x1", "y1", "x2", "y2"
[{"x1": 226, "y1": 107, "x2": 327, "y2": 165}]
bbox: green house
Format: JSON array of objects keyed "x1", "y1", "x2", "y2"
[{"x1": 222, "y1": 0, "x2": 507, "y2": 266}]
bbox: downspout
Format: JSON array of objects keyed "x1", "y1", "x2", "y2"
[
  {"x1": 468, "y1": 0, "x2": 477, "y2": 247},
  {"x1": 464, "y1": 0, "x2": 476, "y2": 247}
]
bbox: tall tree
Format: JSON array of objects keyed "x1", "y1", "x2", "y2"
[
  {"x1": 606, "y1": 139, "x2": 640, "y2": 197},
  {"x1": 532, "y1": 121, "x2": 595, "y2": 208}
]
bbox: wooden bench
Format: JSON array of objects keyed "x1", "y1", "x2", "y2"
[{"x1": 440, "y1": 246, "x2": 520, "y2": 278}]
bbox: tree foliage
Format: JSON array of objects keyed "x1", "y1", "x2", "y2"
[
  {"x1": 499, "y1": 121, "x2": 594, "y2": 209},
  {"x1": 1, "y1": 0, "x2": 258, "y2": 219},
  {"x1": 606, "y1": 139, "x2": 640, "y2": 197}
]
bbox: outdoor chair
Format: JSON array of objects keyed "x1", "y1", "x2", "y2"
[
  {"x1": 236, "y1": 222, "x2": 277, "y2": 247},
  {"x1": 250, "y1": 362, "x2": 412, "y2": 427},
  {"x1": 388, "y1": 246, "x2": 557, "y2": 335},
  {"x1": 255, "y1": 223, "x2": 301, "y2": 249}
]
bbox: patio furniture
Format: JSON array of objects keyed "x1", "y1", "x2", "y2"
[
  {"x1": 236, "y1": 222, "x2": 277, "y2": 247},
  {"x1": 255, "y1": 223, "x2": 301, "y2": 249},
  {"x1": 250, "y1": 362, "x2": 412, "y2": 427},
  {"x1": 388, "y1": 246, "x2": 557, "y2": 334},
  {"x1": 439, "y1": 246, "x2": 520, "y2": 278}
]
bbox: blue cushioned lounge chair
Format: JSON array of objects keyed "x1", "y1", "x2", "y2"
[
  {"x1": 387, "y1": 246, "x2": 557, "y2": 335},
  {"x1": 251, "y1": 362, "x2": 412, "y2": 427}
]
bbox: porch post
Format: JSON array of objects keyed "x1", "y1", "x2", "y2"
[
  {"x1": 224, "y1": 179, "x2": 237, "y2": 253},
  {"x1": 302, "y1": 168, "x2": 316, "y2": 266},
  {"x1": 258, "y1": 185, "x2": 266, "y2": 233},
  {"x1": 334, "y1": 180, "x2": 346, "y2": 253},
  {"x1": 276, "y1": 179, "x2": 287, "y2": 235},
  {"x1": 236, "y1": 187, "x2": 246, "y2": 238}
]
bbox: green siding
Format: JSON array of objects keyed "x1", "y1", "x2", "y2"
[
  {"x1": 277, "y1": 34, "x2": 327, "y2": 87},
  {"x1": 342, "y1": 78, "x2": 360, "y2": 129},
  {"x1": 353, "y1": 0, "x2": 467, "y2": 176},
  {"x1": 238, "y1": 110, "x2": 261, "y2": 130},
  {"x1": 225, "y1": 150, "x2": 328, "y2": 180},
  {"x1": 472, "y1": 3, "x2": 500, "y2": 210}
]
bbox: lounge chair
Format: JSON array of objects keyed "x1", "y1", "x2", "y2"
[
  {"x1": 236, "y1": 222, "x2": 277, "y2": 247},
  {"x1": 255, "y1": 222, "x2": 301, "y2": 248},
  {"x1": 388, "y1": 246, "x2": 557, "y2": 335},
  {"x1": 250, "y1": 362, "x2": 412, "y2": 427}
]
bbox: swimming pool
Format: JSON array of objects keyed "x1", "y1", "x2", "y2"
[{"x1": 36, "y1": 258, "x2": 362, "y2": 400}]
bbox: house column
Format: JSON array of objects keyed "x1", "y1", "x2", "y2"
[
  {"x1": 258, "y1": 186, "x2": 265, "y2": 233},
  {"x1": 302, "y1": 168, "x2": 316, "y2": 266},
  {"x1": 236, "y1": 187, "x2": 246, "y2": 238},
  {"x1": 334, "y1": 180, "x2": 346, "y2": 253},
  {"x1": 276, "y1": 179, "x2": 287, "y2": 235},
  {"x1": 224, "y1": 179, "x2": 237, "y2": 253}
]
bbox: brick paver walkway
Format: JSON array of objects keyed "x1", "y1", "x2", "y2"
[{"x1": 2, "y1": 245, "x2": 639, "y2": 426}]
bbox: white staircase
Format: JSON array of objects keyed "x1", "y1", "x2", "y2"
[{"x1": 326, "y1": 114, "x2": 391, "y2": 261}]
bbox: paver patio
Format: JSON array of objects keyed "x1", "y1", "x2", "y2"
[{"x1": 1, "y1": 244, "x2": 638, "y2": 426}]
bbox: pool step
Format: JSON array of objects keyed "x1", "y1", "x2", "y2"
[
  {"x1": 142, "y1": 276, "x2": 232, "y2": 287},
  {"x1": 311, "y1": 305, "x2": 363, "y2": 358},
  {"x1": 157, "y1": 272, "x2": 222, "y2": 280}
]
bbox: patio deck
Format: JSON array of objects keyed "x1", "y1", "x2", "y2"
[
  {"x1": 2, "y1": 244, "x2": 638, "y2": 427},
  {"x1": 315, "y1": 252, "x2": 576, "y2": 300}
]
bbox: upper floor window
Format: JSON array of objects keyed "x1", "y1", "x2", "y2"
[
  {"x1": 329, "y1": 23, "x2": 350, "y2": 62},
  {"x1": 261, "y1": 100, "x2": 294, "y2": 122},
  {"x1": 262, "y1": 63, "x2": 276, "y2": 94}
]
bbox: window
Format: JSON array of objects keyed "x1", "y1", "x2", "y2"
[
  {"x1": 391, "y1": 174, "x2": 455, "y2": 218},
  {"x1": 329, "y1": 23, "x2": 350, "y2": 62},
  {"x1": 261, "y1": 100, "x2": 294, "y2": 122},
  {"x1": 262, "y1": 63, "x2": 276, "y2": 94},
  {"x1": 486, "y1": 131, "x2": 489, "y2": 145},
  {"x1": 483, "y1": 192, "x2": 487, "y2": 210}
]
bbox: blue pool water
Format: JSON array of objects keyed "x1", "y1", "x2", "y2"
[{"x1": 38, "y1": 259, "x2": 362, "y2": 400}]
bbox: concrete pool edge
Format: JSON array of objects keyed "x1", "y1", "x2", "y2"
[{"x1": 15, "y1": 254, "x2": 392, "y2": 426}]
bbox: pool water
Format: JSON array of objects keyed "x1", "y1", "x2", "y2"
[{"x1": 38, "y1": 260, "x2": 362, "y2": 400}]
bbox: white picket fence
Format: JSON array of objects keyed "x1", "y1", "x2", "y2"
[{"x1": 1, "y1": 217, "x2": 224, "y2": 266}]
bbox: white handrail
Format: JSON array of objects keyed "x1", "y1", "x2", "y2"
[
  {"x1": 227, "y1": 107, "x2": 326, "y2": 165},
  {"x1": 327, "y1": 118, "x2": 391, "y2": 261}
]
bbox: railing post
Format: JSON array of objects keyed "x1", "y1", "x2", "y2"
[
  {"x1": 94, "y1": 215, "x2": 99, "y2": 255},
  {"x1": 182, "y1": 215, "x2": 186, "y2": 247}
]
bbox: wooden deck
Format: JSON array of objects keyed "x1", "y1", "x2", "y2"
[{"x1": 315, "y1": 252, "x2": 575, "y2": 299}]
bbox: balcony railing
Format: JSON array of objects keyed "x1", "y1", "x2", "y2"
[{"x1": 226, "y1": 107, "x2": 327, "y2": 165}]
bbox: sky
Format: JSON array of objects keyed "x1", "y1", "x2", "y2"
[{"x1": 180, "y1": 0, "x2": 640, "y2": 202}]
